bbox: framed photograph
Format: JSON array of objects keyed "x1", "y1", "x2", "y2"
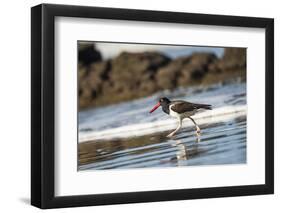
[{"x1": 31, "y1": 3, "x2": 274, "y2": 209}]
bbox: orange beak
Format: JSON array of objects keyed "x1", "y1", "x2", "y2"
[{"x1": 149, "y1": 102, "x2": 161, "y2": 113}]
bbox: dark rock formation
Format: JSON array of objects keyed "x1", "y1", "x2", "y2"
[
  {"x1": 78, "y1": 46, "x2": 246, "y2": 109},
  {"x1": 204, "y1": 48, "x2": 246, "y2": 84},
  {"x1": 156, "y1": 53, "x2": 217, "y2": 89},
  {"x1": 78, "y1": 43, "x2": 102, "y2": 66},
  {"x1": 79, "y1": 51, "x2": 171, "y2": 108},
  {"x1": 79, "y1": 61, "x2": 111, "y2": 107},
  {"x1": 208, "y1": 48, "x2": 246, "y2": 73},
  {"x1": 177, "y1": 53, "x2": 217, "y2": 86}
]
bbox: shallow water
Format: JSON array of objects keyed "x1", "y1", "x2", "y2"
[
  {"x1": 79, "y1": 115, "x2": 246, "y2": 170},
  {"x1": 78, "y1": 81, "x2": 247, "y2": 170}
]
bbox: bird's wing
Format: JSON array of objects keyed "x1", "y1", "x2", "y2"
[
  {"x1": 170, "y1": 101, "x2": 197, "y2": 113},
  {"x1": 171, "y1": 101, "x2": 212, "y2": 113}
]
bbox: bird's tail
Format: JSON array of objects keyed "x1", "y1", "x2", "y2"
[{"x1": 198, "y1": 104, "x2": 212, "y2": 110}]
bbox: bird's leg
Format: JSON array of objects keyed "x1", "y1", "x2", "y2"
[
  {"x1": 188, "y1": 117, "x2": 201, "y2": 137},
  {"x1": 167, "y1": 118, "x2": 182, "y2": 138}
]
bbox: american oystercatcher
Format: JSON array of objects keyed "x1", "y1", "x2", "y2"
[{"x1": 149, "y1": 97, "x2": 212, "y2": 138}]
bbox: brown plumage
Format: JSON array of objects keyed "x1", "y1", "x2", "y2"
[{"x1": 171, "y1": 101, "x2": 212, "y2": 114}]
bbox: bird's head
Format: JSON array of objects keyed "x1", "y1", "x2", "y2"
[
  {"x1": 149, "y1": 97, "x2": 171, "y2": 113},
  {"x1": 159, "y1": 97, "x2": 170, "y2": 106}
]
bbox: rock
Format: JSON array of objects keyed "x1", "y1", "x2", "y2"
[
  {"x1": 156, "y1": 57, "x2": 189, "y2": 89},
  {"x1": 79, "y1": 61, "x2": 110, "y2": 108},
  {"x1": 78, "y1": 46, "x2": 106, "y2": 107},
  {"x1": 156, "y1": 53, "x2": 217, "y2": 88},
  {"x1": 203, "y1": 48, "x2": 246, "y2": 84},
  {"x1": 79, "y1": 51, "x2": 170, "y2": 108},
  {"x1": 177, "y1": 53, "x2": 217, "y2": 86},
  {"x1": 78, "y1": 43, "x2": 102, "y2": 66},
  {"x1": 78, "y1": 47, "x2": 246, "y2": 109},
  {"x1": 222, "y1": 48, "x2": 246, "y2": 68},
  {"x1": 105, "y1": 51, "x2": 170, "y2": 96},
  {"x1": 208, "y1": 48, "x2": 246, "y2": 73}
]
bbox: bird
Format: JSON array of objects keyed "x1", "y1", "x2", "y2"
[{"x1": 149, "y1": 97, "x2": 212, "y2": 138}]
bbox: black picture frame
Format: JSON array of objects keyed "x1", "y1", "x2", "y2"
[{"x1": 31, "y1": 3, "x2": 274, "y2": 209}]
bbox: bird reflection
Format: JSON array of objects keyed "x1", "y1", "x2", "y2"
[
  {"x1": 170, "y1": 135, "x2": 200, "y2": 166},
  {"x1": 174, "y1": 140, "x2": 188, "y2": 164}
]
